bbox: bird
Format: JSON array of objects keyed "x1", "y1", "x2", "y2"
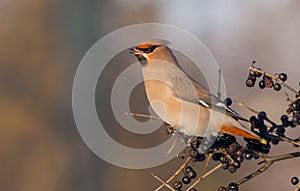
[{"x1": 130, "y1": 39, "x2": 266, "y2": 144}]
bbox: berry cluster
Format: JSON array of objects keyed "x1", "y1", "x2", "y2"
[
  {"x1": 210, "y1": 135, "x2": 245, "y2": 174},
  {"x1": 160, "y1": 65, "x2": 300, "y2": 191},
  {"x1": 245, "y1": 61, "x2": 287, "y2": 91},
  {"x1": 172, "y1": 166, "x2": 198, "y2": 191}
]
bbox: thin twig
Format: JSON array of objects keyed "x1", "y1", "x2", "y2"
[
  {"x1": 248, "y1": 66, "x2": 298, "y2": 94},
  {"x1": 236, "y1": 152, "x2": 300, "y2": 186},
  {"x1": 235, "y1": 100, "x2": 259, "y2": 114},
  {"x1": 151, "y1": 173, "x2": 175, "y2": 191},
  {"x1": 204, "y1": 153, "x2": 212, "y2": 170},
  {"x1": 186, "y1": 163, "x2": 222, "y2": 190},
  {"x1": 166, "y1": 135, "x2": 180, "y2": 156},
  {"x1": 294, "y1": 184, "x2": 300, "y2": 191},
  {"x1": 155, "y1": 157, "x2": 192, "y2": 191},
  {"x1": 124, "y1": 112, "x2": 161, "y2": 120}
]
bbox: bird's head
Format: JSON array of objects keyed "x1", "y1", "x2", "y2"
[{"x1": 130, "y1": 39, "x2": 176, "y2": 65}]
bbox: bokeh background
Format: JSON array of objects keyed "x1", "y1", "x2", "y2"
[{"x1": 1, "y1": 0, "x2": 300, "y2": 191}]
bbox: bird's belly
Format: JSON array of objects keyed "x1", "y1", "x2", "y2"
[{"x1": 144, "y1": 80, "x2": 214, "y2": 137}]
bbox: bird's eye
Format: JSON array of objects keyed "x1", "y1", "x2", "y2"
[{"x1": 146, "y1": 46, "x2": 156, "y2": 53}]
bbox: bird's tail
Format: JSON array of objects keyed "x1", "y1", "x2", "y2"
[{"x1": 220, "y1": 123, "x2": 267, "y2": 144}]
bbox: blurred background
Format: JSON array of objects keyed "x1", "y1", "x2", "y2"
[{"x1": 1, "y1": 0, "x2": 299, "y2": 190}]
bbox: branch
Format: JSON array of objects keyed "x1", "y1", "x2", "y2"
[
  {"x1": 236, "y1": 152, "x2": 300, "y2": 186},
  {"x1": 248, "y1": 66, "x2": 298, "y2": 94}
]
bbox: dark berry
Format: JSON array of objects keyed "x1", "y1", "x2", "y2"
[
  {"x1": 254, "y1": 68, "x2": 263, "y2": 77},
  {"x1": 235, "y1": 149, "x2": 244, "y2": 157},
  {"x1": 228, "y1": 165, "x2": 236, "y2": 173},
  {"x1": 222, "y1": 162, "x2": 229, "y2": 170},
  {"x1": 281, "y1": 114, "x2": 288, "y2": 121},
  {"x1": 212, "y1": 153, "x2": 222, "y2": 161},
  {"x1": 271, "y1": 137, "x2": 280, "y2": 145},
  {"x1": 290, "y1": 120, "x2": 297, "y2": 128},
  {"x1": 259, "y1": 80, "x2": 265, "y2": 89},
  {"x1": 236, "y1": 156, "x2": 244, "y2": 163},
  {"x1": 273, "y1": 83, "x2": 281, "y2": 91},
  {"x1": 250, "y1": 116, "x2": 258, "y2": 124},
  {"x1": 261, "y1": 144, "x2": 271, "y2": 154},
  {"x1": 228, "y1": 182, "x2": 239, "y2": 191},
  {"x1": 218, "y1": 186, "x2": 227, "y2": 191},
  {"x1": 219, "y1": 155, "x2": 227, "y2": 163},
  {"x1": 259, "y1": 125, "x2": 268, "y2": 133},
  {"x1": 291, "y1": 177, "x2": 299, "y2": 185},
  {"x1": 281, "y1": 115, "x2": 289, "y2": 127},
  {"x1": 246, "y1": 78, "x2": 255, "y2": 87},
  {"x1": 244, "y1": 151, "x2": 253, "y2": 160},
  {"x1": 279, "y1": 73, "x2": 287, "y2": 82},
  {"x1": 198, "y1": 154, "x2": 206, "y2": 162},
  {"x1": 173, "y1": 181, "x2": 183, "y2": 189},
  {"x1": 188, "y1": 188, "x2": 197, "y2": 191},
  {"x1": 232, "y1": 161, "x2": 241, "y2": 168},
  {"x1": 184, "y1": 166, "x2": 193, "y2": 174},
  {"x1": 276, "y1": 126, "x2": 285, "y2": 136},
  {"x1": 258, "y1": 111, "x2": 267, "y2": 119},
  {"x1": 226, "y1": 135, "x2": 236, "y2": 144},
  {"x1": 186, "y1": 170, "x2": 197, "y2": 179},
  {"x1": 224, "y1": 98, "x2": 232, "y2": 106},
  {"x1": 182, "y1": 176, "x2": 191, "y2": 184}
]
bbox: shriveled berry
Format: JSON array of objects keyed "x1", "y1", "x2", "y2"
[
  {"x1": 173, "y1": 181, "x2": 183, "y2": 189},
  {"x1": 259, "y1": 80, "x2": 265, "y2": 89},
  {"x1": 246, "y1": 78, "x2": 255, "y2": 87},
  {"x1": 182, "y1": 176, "x2": 191, "y2": 184},
  {"x1": 224, "y1": 98, "x2": 232, "y2": 106},
  {"x1": 279, "y1": 73, "x2": 287, "y2": 82},
  {"x1": 226, "y1": 143, "x2": 238, "y2": 154},
  {"x1": 190, "y1": 149, "x2": 199, "y2": 158},
  {"x1": 291, "y1": 177, "x2": 299, "y2": 185},
  {"x1": 263, "y1": 76, "x2": 274, "y2": 88},
  {"x1": 228, "y1": 165, "x2": 236, "y2": 173},
  {"x1": 273, "y1": 83, "x2": 281, "y2": 91}
]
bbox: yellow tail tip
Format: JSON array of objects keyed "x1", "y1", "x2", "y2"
[{"x1": 260, "y1": 138, "x2": 267, "y2": 145}]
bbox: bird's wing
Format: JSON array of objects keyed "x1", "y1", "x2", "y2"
[{"x1": 170, "y1": 63, "x2": 249, "y2": 122}]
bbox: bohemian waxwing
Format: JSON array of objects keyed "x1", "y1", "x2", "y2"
[{"x1": 130, "y1": 39, "x2": 266, "y2": 144}]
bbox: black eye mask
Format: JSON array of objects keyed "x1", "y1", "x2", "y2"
[{"x1": 136, "y1": 46, "x2": 159, "y2": 54}]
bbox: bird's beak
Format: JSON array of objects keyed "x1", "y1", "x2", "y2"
[
  {"x1": 129, "y1": 47, "x2": 144, "y2": 55},
  {"x1": 129, "y1": 47, "x2": 148, "y2": 60}
]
